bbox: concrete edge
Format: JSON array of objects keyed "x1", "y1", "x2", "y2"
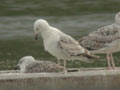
[{"x1": 0, "y1": 68, "x2": 120, "y2": 80}]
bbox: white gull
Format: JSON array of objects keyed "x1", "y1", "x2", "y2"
[{"x1": 33, "y1": 19, "x2": 99, "y2": 73}]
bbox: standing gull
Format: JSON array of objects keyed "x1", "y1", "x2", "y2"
[
  {"x1": 33, "y1": 19, "x2": 99, "y2": 73},
  {"x1": 17, "y1": 56, "x2": 64, "y2": 73},
  {"x1": 78, "y1": 12, "x2": 120, "y2": 69}
]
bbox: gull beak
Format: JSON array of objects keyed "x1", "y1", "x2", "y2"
[{"x1": 35, "y1": 33, "x2": 38, "y2": 40}]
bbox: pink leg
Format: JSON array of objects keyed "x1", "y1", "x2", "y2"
[
  {"x1": 57, "y1": 58, "x2": 61, "y2": 65},
  {"x1": 106, "y1": 53, "x2": 112, "y2": 70},
  {"x1": 64, "y1": 60, "x2": 67, "y2": 74},
  {"x1": 110, "y1": 53, "x2": 116, "y2": 69}
]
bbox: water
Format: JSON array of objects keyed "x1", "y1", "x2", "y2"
[{"x1": 0, "y1": 0, "x2": 120, "y2": 70}]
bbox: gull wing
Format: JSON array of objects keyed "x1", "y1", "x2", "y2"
[
  {"x1": 79, "y1": 24, "x2": 120, "y2": 50},
  {"x1": 59, "y1": 34, "x2": 99, "y2": 59}
]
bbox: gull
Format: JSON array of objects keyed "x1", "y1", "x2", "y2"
[
  {"x1": 78, "y1": 12, "x2": 120, "y2": 69},
  {"x1": 16, "y1": 56, "x2": 65, "y2": 73},
  {"x1": 33, "y1": 19, "x2": 99, "y2": 73}
]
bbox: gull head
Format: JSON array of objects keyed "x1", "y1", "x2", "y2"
[
  {"x1": 34, "y1": 19, "x2": 50, "y2": 40},
  {"x1": 115, "y1": 12, "x2": 120, "y2": 25},
  {"x1": 16, "y1": 56, "x2": 35, "y2": 70}
]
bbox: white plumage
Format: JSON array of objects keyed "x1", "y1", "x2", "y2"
[{"x1": 33, "y1": 19, "x2": 99, "y2": 73}]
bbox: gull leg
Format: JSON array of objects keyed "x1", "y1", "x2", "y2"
[
  {"x1": 106, "y1": 53, "x2": 112, "y2": 70},
  {"x1": 110, "y1": 53, "x2": 116, "y2": 69},
  {"x1": 57, "y1": 58, "x2": 61, "y2": 65},
  {"x1": 63, "y1": 60, "x2": 67, "y2": 74}
]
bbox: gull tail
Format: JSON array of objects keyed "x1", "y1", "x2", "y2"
[
  {"x1": 83, "y1": 49, "x2": 100, "y2": 59},
  {"x1": 83, "y1": 53, "x2": 100, "y2": 59}
]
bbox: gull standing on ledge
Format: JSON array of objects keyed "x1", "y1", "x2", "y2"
[
  {"x1": 78, "y1": 12, "x2": 120, "y2": 69},
  {"x1": 33, "y1": 19, "x2": 99, "y2": 73}
]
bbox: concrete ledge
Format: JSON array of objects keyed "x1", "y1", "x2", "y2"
[{"x1": 0, "y1": 68, "x2": 120, "y2": 90}]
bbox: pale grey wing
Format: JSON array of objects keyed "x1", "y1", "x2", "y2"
[
  {"x1": 59, "y1": 34, "x2": 99, "y2": 58},
  {"x1": 59, "y1": 34, "x2": 85, "y2": 55},
  {"x1": 79, "y1": 24, "x2": 120, "y2": 50}
]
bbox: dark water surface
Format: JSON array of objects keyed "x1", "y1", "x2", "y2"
[{"x1": 0, "y1": 0, "x2": 120, "y2": 70}]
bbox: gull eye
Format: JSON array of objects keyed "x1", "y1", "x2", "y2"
[
  {"x1": 19, "y1": 61, "x2": 22, "y2": 64},
  {"x1": 19, "y1": 59, "x2": 24, "y2": 64},
  {"x1": 36, "y1": 27, "x2": 39, "y2": 31}
]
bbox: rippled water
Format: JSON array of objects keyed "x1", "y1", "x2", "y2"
[{"x1": 0, "y1": 0, "x2": 120, "y2": 70}]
